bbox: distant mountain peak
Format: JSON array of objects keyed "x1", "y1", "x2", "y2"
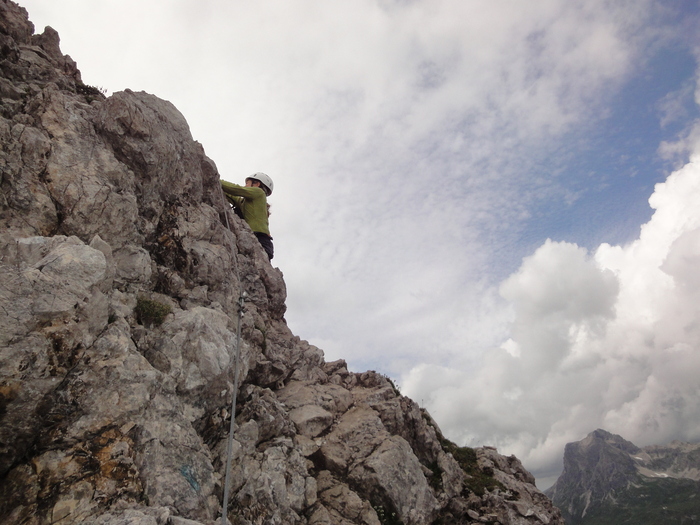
[
  {"x1": 579, "y1": 428, "x2": 641, "y2": 453},
  {"x1": 547, "y1": 429, "x2": 700, "y2": 524}
]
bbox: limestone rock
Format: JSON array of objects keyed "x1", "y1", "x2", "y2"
[{"x1": 0, "y1": 3, "x2": 563, "y2": 524}]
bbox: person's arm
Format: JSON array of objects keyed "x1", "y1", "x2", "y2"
[{"x1": 221, "y1": 180, "x2": 265, "y2": 200}]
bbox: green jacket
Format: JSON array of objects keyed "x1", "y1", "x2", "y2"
[{"x1": 221, "y1": 181, "x2": 271, "y2": 236}]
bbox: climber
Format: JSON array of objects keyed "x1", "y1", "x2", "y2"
[{"x1": 221, "y1": 172, "x2": 274, "y2": 260}]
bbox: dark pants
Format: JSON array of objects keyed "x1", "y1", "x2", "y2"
[{"x1": 255, "y1": 232, "x2": 274, "y2": 260}]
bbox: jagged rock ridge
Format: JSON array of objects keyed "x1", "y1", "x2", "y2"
[
  {"x1": 546, "y1": 429, "x2": 700, "y2": 525},
  {"x1": 0, "y1": 2, "x2": 563, "y2": 524}
]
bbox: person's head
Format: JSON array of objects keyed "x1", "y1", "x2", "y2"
[{"x1": 245, "y1": 172, "x2": 273, "y2": 196}]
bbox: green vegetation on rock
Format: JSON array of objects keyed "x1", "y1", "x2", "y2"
[
  {"x1": 134, "y1": 297, "x2": 172, "y2": 327},
  {"x1": 439, "y1": 437, "x2": 505, "y2": 496},
  {"x1": 573, "y1": 478, "x2": 700, "y2": 525}
]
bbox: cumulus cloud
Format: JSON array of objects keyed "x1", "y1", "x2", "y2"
[
  {"x1": 403, "y1": 151, "x2": 700, "y2": 487},
  {"x1": 268, "y1": 0, "x2": 662, "y2": 369}
]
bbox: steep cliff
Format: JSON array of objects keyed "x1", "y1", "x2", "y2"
[
  {"x1": 0, "y1": 2, "x2": 563, "y2": 524},
  {"x1": 546, "y1": 429, "x2": 700, "y2": 525}
]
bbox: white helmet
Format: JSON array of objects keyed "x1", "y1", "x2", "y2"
[{"x1": 248, "y1": 172, "x2": 274, "y2": 196}]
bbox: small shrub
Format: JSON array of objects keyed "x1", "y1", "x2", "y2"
[
  {"x1": 373, "y1": 504, "x2": 403, "y2": 525},
  {"x1": 135, "y1": 297, "x2": 172, "y2": 327},
  {"x1": 76, "y1": 82, "x2": 107, "y2": 102}
]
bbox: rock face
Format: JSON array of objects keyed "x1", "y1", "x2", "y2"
[
  {"x1": 546, "y1": 429, "x2": 700, "y2": 525},
  {"x1": 0, "y1": 2, "x2": 563, "y2": 524}
]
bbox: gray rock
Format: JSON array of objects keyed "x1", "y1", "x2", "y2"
[
  {"x1": 289, "y1": 404, "x2": 334, "y2": 438},
  {"x1": 349, "y1": 436, "x2": 440, "y2": 525},
  {"x1": 169, "y1": 517, "x2": 206, "y2": 525}
]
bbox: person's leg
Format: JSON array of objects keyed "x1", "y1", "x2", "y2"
[{"x1": 254, "y1": 232, "x2": 274, "y2": 260}]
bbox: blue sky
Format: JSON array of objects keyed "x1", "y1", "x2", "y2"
[
  {"x1": 18, "y1": 0, "x2": 700, "y2": 488},
  {"x1": 494, "y1": 21, "x2": 699, "y2": 264},
  {"x1": 545, "y1": 39, "x2": 698, "y2": 248}
]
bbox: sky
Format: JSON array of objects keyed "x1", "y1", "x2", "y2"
[{"x1": 17, "y1": 0, "x2": 700, "y2": 488}]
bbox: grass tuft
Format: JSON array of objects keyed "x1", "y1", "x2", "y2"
[{"x1": 134, "y1": 297, "x2": 172, "y2": 327}]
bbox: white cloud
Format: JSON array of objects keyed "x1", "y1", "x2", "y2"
[
  {"x1": 658, "y1": 81, "x2": 695, "y2": 128},
  {"x1": 403, "y1": 150, "x2": 700, "y2": 487}
]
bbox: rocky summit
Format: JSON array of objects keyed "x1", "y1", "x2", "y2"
[
  {"x1": 546, "y1": 429, "x2": 700, "y2": 525},
  {"x1": 0, "y1": 2, "x2": 563, "y2": 524}
]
